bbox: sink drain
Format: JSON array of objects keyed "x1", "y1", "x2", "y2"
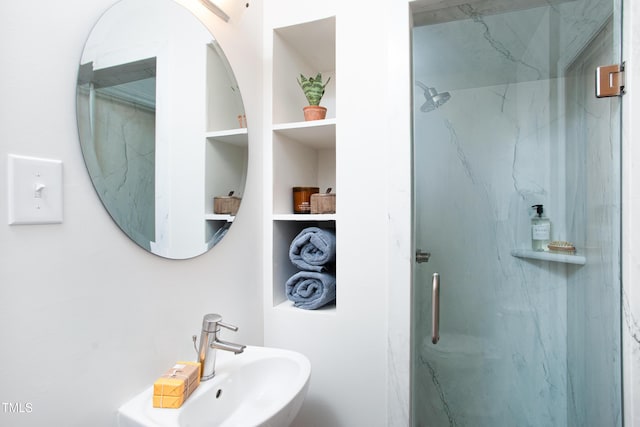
[{"x1": 216, "y1": 389, "x2": 223, "y2": 399}]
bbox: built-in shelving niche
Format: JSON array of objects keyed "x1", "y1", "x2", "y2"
[{"x1": 270, "y1": 16, "x2": 337, "y2": 312}]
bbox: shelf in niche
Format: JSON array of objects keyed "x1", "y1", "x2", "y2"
[
  {"x1": 510, "y1": 249, "x2": 586, "y2": 265},
  {"x1": 273, "y1": 213, "x2": 337, "y2": 221},
  {"x1": 205, "y1": 213, "x2": 235, "y2": 222},
  {"x1": 274, "y1": 300, "x2": 337, "y2": 314},
  {"x1": 205, "y1": 128, "x2": 248, "y2": 146},
  {"x1": 273, "y1": 119, "x2": 336, "y2": 149}
]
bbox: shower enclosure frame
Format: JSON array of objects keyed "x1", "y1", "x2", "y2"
[
  {"x1": 383, "y1": 0, "x2": 640, "y2": 425},
  {"x1": 411, "y1": 1, "x2": 622, "y2": 425}
]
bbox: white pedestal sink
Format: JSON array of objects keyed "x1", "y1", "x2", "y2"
[{"x1": 117, "y1": 346, "x2": 311, "y2": 427}]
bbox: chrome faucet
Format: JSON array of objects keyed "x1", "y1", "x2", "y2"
[{"x1": 193, "y1": 313, "x2": 246, "y2": 381}]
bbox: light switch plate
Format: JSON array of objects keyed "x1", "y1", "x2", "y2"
[{"x1": 8, "y1": 154, "x2": 63, "y2": 225}]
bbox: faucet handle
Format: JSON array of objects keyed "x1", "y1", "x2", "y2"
[
  {"x1": 218, "y1": 321, "x2": 239, "y2": 332},
  {"x1": 201, "y1": 313, "x2": 239, "y2": 332},
  {"x1": 201, "y1": 313, "x2": 223, "y2": 332}
]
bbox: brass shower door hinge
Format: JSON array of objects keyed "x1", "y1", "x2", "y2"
[{"x1": 596, "y1": 62, "x2": 625, "y2": 98}]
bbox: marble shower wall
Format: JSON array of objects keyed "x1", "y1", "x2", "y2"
[
  {"x1": 412, "y1": 1, "x2": 621, "y2": 425},
  {"x1": 77, "y1": 90, "x2": 156, "y2": 250}
]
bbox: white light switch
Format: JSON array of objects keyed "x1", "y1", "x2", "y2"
[{"x1": 8, "y1": 154, "x2": 63, "y2": 225}]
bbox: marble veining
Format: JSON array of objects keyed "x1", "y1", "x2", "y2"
[
  {"x1": 457, "y1": 4, "x2": 544, "y2": 80},
  {"x1": 423, "y1": 357, "x2": 457, "y2": 427},
  {"x1": 77, "y1": 89, "x2": 156, "y2": 250},
  {"x1": 623, "y1": 291, "x2": 640, "y2": 345},
  {"x1": 444, "y1": 120, "x2": 477, "y2": 185}
]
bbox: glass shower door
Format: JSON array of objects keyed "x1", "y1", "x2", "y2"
[{"x1": 411, "y1": 1, "x2": 622, "y2": 426}]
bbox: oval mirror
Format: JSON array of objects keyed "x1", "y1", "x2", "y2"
[{"x1": 76, "y1": 0, "x2": 248, "y2": 259}]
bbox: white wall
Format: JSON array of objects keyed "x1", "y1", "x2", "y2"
[
  {"x1": 0, "y1": 0, "x2": 263, "y2": 426},
  {"x1": 262, "y1": 1, "x2": 391, "y2": 426}
]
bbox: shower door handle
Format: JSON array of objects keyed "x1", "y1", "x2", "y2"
[{"x1": 432, "y1": 273, "x2": 440, "y2": 344}]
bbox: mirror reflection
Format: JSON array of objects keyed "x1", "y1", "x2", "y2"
[{"x1": 76, "y1": 0, "x2": 248, "y2": 259}]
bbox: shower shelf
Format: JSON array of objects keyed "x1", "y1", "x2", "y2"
[{"x1": 510, "y1": 249, "x2": 586, "y2": 265}]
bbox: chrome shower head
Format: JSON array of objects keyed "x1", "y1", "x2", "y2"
[{"x1": 415, "y1": 81, "x2": 451, "y2": 112}]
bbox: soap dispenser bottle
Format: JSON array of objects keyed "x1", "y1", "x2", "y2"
[{"x1": 531, "y1": 204, "x2": 551, "y2": 251}]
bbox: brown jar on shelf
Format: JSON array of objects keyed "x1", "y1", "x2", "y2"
[{"x1": 293, "y1": 187, "x2": 319, "y2": 214}]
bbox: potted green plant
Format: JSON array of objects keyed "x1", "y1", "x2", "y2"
[{"x1": 297, "y1": 73, "x2": 331, "y2": 121}]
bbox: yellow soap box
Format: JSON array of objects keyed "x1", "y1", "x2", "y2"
[
  {"x1": 152, "y1": 394, "x2": 187, "y2": 409},
  {"x1": 152, "y1": 361, "x2": 200, "y2": 409}
]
